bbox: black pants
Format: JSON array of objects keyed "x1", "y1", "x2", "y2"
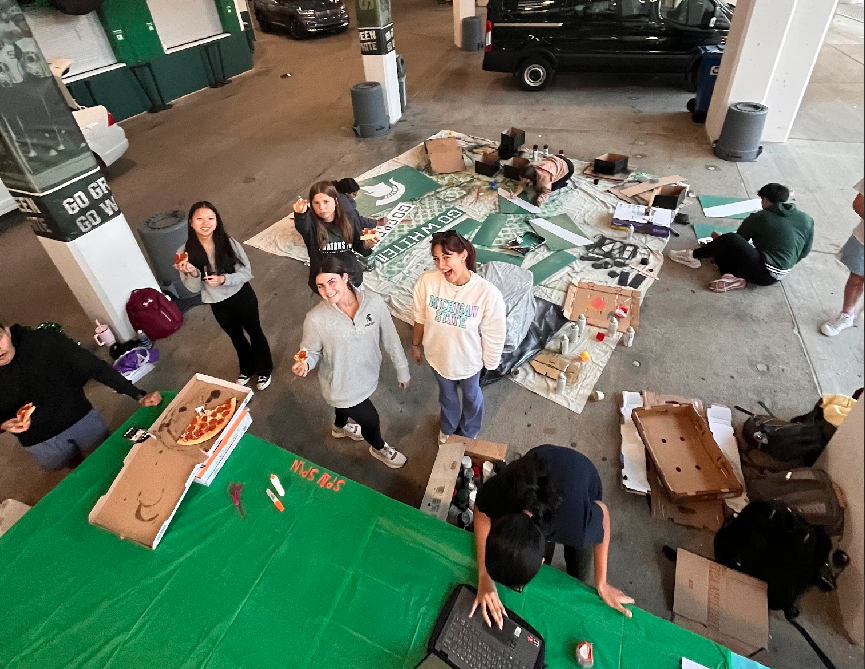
[
  {"x1": 692, "y1": 232, "x2": 777, "y2": 286},
  {"x1": 334, "y1": 398, "x2": 385, "y2": 450},
  {"x1": 551, "y1": 157, "x2": 575, "y2": 192},
  {"x1": 210, "y1": 283, "x2": 273, "y2": 377},
  {"x1": 544, "y1": 541, "x2": 594, "y2": 585}
]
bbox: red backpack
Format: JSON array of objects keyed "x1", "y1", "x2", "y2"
[{"x1": 126, "y1": 288, "x2": 183, "y2": 340}]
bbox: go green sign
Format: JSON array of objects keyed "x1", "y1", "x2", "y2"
[{"x1": 355, "y1": 0, "x2": 391, "y2": 28}]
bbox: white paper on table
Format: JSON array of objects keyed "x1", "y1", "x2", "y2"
[
  {"x1": 498, "y1": 188, "x2": 542, "y2": 214},
  {"x1": 707, "y1": 404, "x2": 749, "y2": 513},
  {"x1": 683, "y1": 660, "x2": 711, "y2": 669},
  {"x1": 529, "y1": 217, "x2": 593, "y2": 248},
  {"x1": 619, "y1": 391, "x2": 650, "y2": 495},
  {"x1": 613, "y1": 202, "x2": 675, "y2": 227},
  {"x1": 702, "y1": 198, "x2": 761, "y2": 218}
]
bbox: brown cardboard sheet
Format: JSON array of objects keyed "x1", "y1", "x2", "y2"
[{"x1": 562, "y1": 281, "x2": 641, "y2": 331}]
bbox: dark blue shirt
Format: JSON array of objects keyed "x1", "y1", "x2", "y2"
[{"x1": 475, "y1": 444, "x2": 604, "y2": 548}]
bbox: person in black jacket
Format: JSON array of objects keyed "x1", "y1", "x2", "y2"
[
  {"x1": 294, "y1": 181, "x2": 376, "y2": 294},
  {"x1": 0, "y1": 322, "x2": 161, "y2": 471}
]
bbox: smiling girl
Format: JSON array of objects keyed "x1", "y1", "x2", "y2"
[
  {"x1": 175, "y1": 201, "x2": 273, "y2": 390},
  {"x1": 292, "y1": 257, "x2": 410, "y2": 469},
  {"x1": 412, "y1": 231, "x2": 506, "y2": 443}
]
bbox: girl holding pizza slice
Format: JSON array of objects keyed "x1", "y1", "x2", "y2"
[
  {"x1": 292, "y1": 257, "x2": 410, "y2": 469},
  {"x1": 175, "y1": 201, "x2": 273, "y2": 390}
]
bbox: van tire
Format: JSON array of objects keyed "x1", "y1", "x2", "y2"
[{"x1": 515, "y1": 57, "x2": 553, "y2": 91}]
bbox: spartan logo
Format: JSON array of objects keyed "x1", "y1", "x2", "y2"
[{"x1": 360, "y1": 179, "x2": 406, "y2": 206}]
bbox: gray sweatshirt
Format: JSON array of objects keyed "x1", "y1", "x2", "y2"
[
  {"x1": 301, "y1": 289, "x2": 410, "y2": 408},
  {"x1": 177, "y1": 239, "x2": 252, "y2": 303}
]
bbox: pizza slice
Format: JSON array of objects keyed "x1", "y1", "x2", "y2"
[
  {"x1": 293, "y1": 349, "x2": 308, "y2": 363},
  {"x1": 361, "y1": 228, "x2": 379, "y2": 242},
  {"x1": 174, "y1": 251, "x2": 189, "y2": 265},
  {"x1": 17, "y1": 403, "x2": 35, "y2": 423},
  {"x1": 177, "y1": 396, "x2": 237, "y2": 446}
]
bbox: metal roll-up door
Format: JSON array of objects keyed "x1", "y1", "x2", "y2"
[
  {"x1": 145, "y1": 0, "x2": 225, "y2": 51},
  {"x1": 24, "y1": 8, "x2": 117, "y2": 78}
]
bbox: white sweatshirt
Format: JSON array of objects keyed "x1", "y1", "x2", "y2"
[{"x1": 413, "y1": 270, "x2": 507, "y2": 381}]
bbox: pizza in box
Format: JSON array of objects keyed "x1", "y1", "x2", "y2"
[{"x1": 177, "y1": 397, "x2": 237, "y2": 446}]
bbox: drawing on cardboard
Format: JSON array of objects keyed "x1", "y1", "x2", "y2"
[{"x1": 563, "y1": 281, "x2": 641, "y2": 331}]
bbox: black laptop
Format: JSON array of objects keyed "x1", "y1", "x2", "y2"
[{"x1": 416, "y1": 584, "x2": 545, "y2": 669}]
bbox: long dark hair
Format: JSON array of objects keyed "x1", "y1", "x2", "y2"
[
  {"x1": 500, "y1": 450, "x2": 564, "y2": 525},
  {"x1": 185, "y1": 201, "x2": 240, "y2": 275},
  {"x1": 308, "y1": 181, "x2": 354, "y2": 250},
  {"x1": 316, "y1": 256, "x2": 354, "y2": 288},
  {"x1": 430, "y1": 231, "x2": 477, "y2": 271}
]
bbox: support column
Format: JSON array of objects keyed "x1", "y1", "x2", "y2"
[
  {"x1": 707, "y1": 0, "x2": 838, "y2": 144},
  {"x1": 355, "y1": 0, "x2": 401, "y2": 124},
  {"x1": 453, "y1": 0, "x2": 474, "y2": 49},
  {"x1": 0, "y1": 0, "x2": 158, "y2": 341}
]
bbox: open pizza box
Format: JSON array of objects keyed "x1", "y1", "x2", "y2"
[
  {"x1": 562, "y1": 281, "x2": 641, "y2": 331},
  {"x1": 89, "y1": 374, "x2": 253, "y2": 548},
  {"x1": 421, "y1": 437, "x2": 508, "y2": 521}
]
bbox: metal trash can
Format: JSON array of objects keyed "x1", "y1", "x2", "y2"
[
  {"x1": 713, "y1": 102, "x2": 768, "y2": 162},
  {"x1": 139, "y1": 210, "x2": 196, "y2": 299},
  {"x1": 350, "y1": 82, "x2": 390, "y2": 138},
  {"x1": 396, "y1": 54, "x2": 407, "y2": 113},
  {"x1": 461, "y1": 16, "x2": 483, "y2": 51},
  {"x1": 687, "y1": 45, "x2": 724, "y2": 124}
]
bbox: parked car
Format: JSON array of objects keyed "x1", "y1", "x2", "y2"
[
  {"x1": 483, "y1": 0, "x2": 732, "y2": 91},
  {"x1": 0, "y1": 104, "x2": 128, "y2": 217},
  {"x1": 253, "y1": 0, "x2": 349, "y2": 39}
]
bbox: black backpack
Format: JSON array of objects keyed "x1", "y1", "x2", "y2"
[{"x1": 739, "y1": 404, "x2": 829, "y2": 467}]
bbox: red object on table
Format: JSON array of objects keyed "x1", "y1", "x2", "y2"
[{"x1": 596, "y1": 332, "x2": 606, "y2": 342}]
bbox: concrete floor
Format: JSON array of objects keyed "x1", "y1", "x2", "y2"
[{"x1": 1, "y1": 3, "x2": 863, "y2": 668}]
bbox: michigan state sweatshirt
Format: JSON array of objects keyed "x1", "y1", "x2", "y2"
[
  {"x1": 300, "y1": 289, "x2": 410, "y2": 408},
  {"x1": 413, "y1": 270, "x2": 507, "y2": 380}
]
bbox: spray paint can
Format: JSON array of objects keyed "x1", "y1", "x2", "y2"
[
  {"x1": 576, "y1": 641, "x2": 594, "y2": 668},
  {"x1": 460, "y1": 508, "x2": 474, "y2": 528},
  {"x1": 561, "y1": 333, "x2": 570, "y2": 355},
  {"x1": 532, "y1": 144, "x2": 539, "y2": 160},
  {"x1": 542, "y1": 144, "x2": 550, "y2": 157},
  {"x1": 576, "y1": 313, "x2": 587, "y2": 339},
  {"x1": 623, "y1": 326, "x2": 635, "y2": 347},
  {"x1": 137, "y1": 329, "x2": 153, "y2": 350},
  {"x1": 556, "y1": 371, "x2": 567, "y2": 394},
  {"x1": 608, "y1": 316, "x2": 619, "y2": 338},
  {"x1": 558, "y1": 149, "x2": 565, "y2": 157},
  {"x1": 468, "y1": 489, "x2": 477, "y2": 510}
]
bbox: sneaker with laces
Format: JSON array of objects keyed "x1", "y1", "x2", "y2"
[
  {"x1": 821, "y1": 312, "x2": 855, "y2": 337},
  {"x1": 256, "y1": 375, "x2": 272, "y2": 390},
  {"x1": 237, "y1": 374, "x2": 251, "y2": 387},
  {"x1": 668, "y1": 249, "x2": 702, "y2": 269},
  {"x1": 438, "y1": 430, "x2": 450, "y2": 444},
  {"x1": 332, "y1": 423, "x2": 364, "y2": 441},
  {"x1": 369, "y1": 443, "x2": 407, "y2": 469}
]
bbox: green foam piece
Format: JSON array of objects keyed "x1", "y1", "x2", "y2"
[
  {"x1": 473, "y1": 213, "x2": 511, "y2": 247},
  {"x1": 528, "y1": 250, "x2": 575, "y2": 285},
  {"x1": 475, "y1": 248, "x2": 524, "y2": 266},
  {"x1": 453, "y1": 216, "x2": 483, "y2": 239}
]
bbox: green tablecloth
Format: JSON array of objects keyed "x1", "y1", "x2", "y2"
[{"x1": 0, "y1": 403, "x2": 734, "y2": 669}]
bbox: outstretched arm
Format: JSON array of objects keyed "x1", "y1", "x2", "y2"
[
  {"x1": 470, "y1": 510, "x2": 506, "y2": 629},
  {"x1": 593, "y1": 501, "x2": 634, "y2": 617}
]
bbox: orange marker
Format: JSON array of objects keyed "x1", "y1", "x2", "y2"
[{"x1": 266, "y1": 488, "x2": 284, "y2": 512}]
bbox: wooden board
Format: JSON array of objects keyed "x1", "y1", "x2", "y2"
[{"x1": 562, "y1": 281, "x2": 641, "y2": 331}]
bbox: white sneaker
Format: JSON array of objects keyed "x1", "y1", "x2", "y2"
[
  {"x1": 369, "y1": 443, "x2": 406, "y2": 469},
  {"x1": 438, "y1": 431, "x2": 450, "y2": 444},
  {"x1": 237, "y1": 374, "x2": 251, "y2": 386},
  {"x1": 256, "y1": 375, "x2": 272, "y2": 391},
  {"x1": 332, "y1": 423, "x2": 364, "y2": 441},
  {"x1": 821, "y1": 312, "x2": 855, "y2": 337},
  {"x1": 668, "y1": 249, "x2": 701, "y2": 269}
]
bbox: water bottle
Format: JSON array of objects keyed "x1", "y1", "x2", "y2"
[{"x1": 137, "y1": 330, "x2": 153, "y2": 350}]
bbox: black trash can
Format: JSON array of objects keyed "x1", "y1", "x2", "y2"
[
  {"x1": 139, "y1": 211, "x2": 196, "y2": 299},
  {"x1": 350, "y1": 82, "x2": 390, "y2": 138}
]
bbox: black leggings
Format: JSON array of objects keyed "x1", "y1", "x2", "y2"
[
  {"x1": 551, "y1": 157, "x2": 575, "y2": 192},
  {"x1": 210, "y1": 283, "x2": 273, "y2": 377},
  {"x1": 544, "y1": 541, "x2": 594, "y2": 585},
  {"x1": 692, "y1": 232, "x2": 777, "y2": 286},
  {"x1": 334, "y1": 398, "x2": 385, "y2": 450}
]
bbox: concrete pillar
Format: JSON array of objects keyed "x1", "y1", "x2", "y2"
[
  {"x1": 453, "y1": 0, "x2": 474, "y2": 49},
  {"x1": 355, "y1": 0, "x2": 401, "y2": 124},
  {"x1": 0, "y1": 1, "x2": 158, "y2": 341},
  {"x1": 706, "y1": 0, "x2": 837, "y2": 144}
]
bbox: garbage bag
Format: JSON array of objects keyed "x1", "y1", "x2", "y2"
[
  {"x1": 481, "y1": 298, "x2": 568, "y2": 386},
  {"x1": 477, "y1": 261, "x2": 535, "y2": 355}
]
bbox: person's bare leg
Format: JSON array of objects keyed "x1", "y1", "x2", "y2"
[{"x1": 842, "y1": 273, "x2": 865, "y2": 314}]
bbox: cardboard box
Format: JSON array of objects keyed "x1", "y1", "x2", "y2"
[
  {"x1": 0, "y1": 499, "x2": 31, "y2": 538},
  {"x1": 420, "y1": 438, "x2": 508, "y2": 521},
  {"x1": 89, "y1": 375, "x2": 253, "y2": 548},
  {"x1": 673, "y1": 549, "x2": 769, "y2": 657},
  {"x1": 425, "y1": 137, "x2": 465, "y2": 174},
  {"x1": 500, "y1": 127, "x2": 525, "y2": 154},
  {"x1": 194, "y1": 409, "x2": 252, "y2": 486},
  {"x1": 652, "y1": 185, "x2": 687, "y2": 210},
  {"x1": 529, "y1": 351, "x2": 579, "y2": 385},
  {"x1": 475, "y1": 160, "x2": 499, "y2": 177},
  {"x1": 562, "y1": 281, "x2": 641, "y2": 331},
  {"x1": 648, "y1": 465, "x2": 725, "y2": 532},
  {"x1": 502, "y1": 156, "x2": 530, "y2": 181},
  {"x1": 594, "y1": 153, "x2": 629, "y2": 175},
  {"x1": 632, "y1": 404, "x2": 743, "y2": 501}
]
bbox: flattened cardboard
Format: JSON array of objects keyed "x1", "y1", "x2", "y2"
[
  {"x1": 648, "y1": 465, "x2": 725, "y2": 532},
  {"x1": 562, "y1": 281, "x2": 641, "y2": 331},
  {"x1": 90, "y1": 375, "x2": 253, "y2": 548},
  {"x1": 425, "y1": 137, "x2": 465, "y2": 174},
  {"x1": 673, "y1": 549, "x2": 768, "y2": 657},
  {"x1": 632, "y1": 404, "x2": 743, "y2": 501},
  {"x1": 530, "y1": 351, "x2": 579, "y2": 386},
  {"x1": 0, "y1": 499, "x2": 31, "y2": 538},
  {"x1": 620, "y1": 175, "x2": 685, "y2": 198},
  {"x1": 619, "y1": 391, "x2": 650, "y2": 495}
]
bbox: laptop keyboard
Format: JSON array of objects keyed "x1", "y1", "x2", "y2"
[{"x1": 440, "y1": 617, "x2": 531, "y2": 669}]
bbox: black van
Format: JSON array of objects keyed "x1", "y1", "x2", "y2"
[{"x1": 483, "y1": 0, "x2": 732, "y2": 91}]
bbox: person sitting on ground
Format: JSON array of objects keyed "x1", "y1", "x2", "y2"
[
  {"x1": 512, "y1": 154, "x2": 575, "y2": 207},
  {"x1": 0, "y1": 321, "x2": 161, "y2": 471},
  {"x1": 471, "y1": 444, "x2": 633, "y2": 628},
  {"x1": 333, "y1": 177, "x2": 388, "y2": 230},
  {"x1": 668, "y1": 183, "x2": 814, "y2": 293},
  {"x1": 821, "y1": 178, "x2": 864, "y2": 336},
  {"x1": 294, "y1": 181, "x2": 376, "y2": 294}
]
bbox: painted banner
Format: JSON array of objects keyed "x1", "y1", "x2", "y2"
[
  {"x1": 354, "y1": 165, "x2": 440, "y2": 217},
  {"x1": 369, "y1": 207, "x2": 472, "y2": 265}
]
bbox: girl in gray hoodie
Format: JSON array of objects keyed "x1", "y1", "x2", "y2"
[{"x1": 292, "y1": 257, "x2": 410, "y2": 469}]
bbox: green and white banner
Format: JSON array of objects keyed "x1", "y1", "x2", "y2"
[
  {"x1": 369, "y1": 207, "x2": 473, "y2": 265},
  {"x1": 354, "y1": 165, "x2": 440, "y2": 217}
]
